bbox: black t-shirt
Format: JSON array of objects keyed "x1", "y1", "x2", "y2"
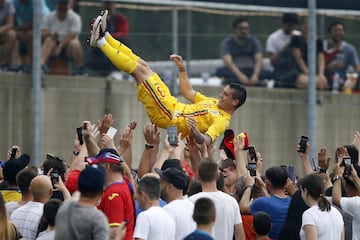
[{"x1": 290, "y1": 35, "x2": 324, "y2": 65}]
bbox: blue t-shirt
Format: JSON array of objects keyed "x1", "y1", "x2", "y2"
[
  {"x1": 135, "y1": 198, "x2": 167, "y2": 216},
  {"x1": 13, "y1": 0, "x2": 49, "y2": 26},
  {"x1": 250, "y1": 195, "x2": 291, "y2": 240},
  {"x1": 183, "y1": 229, "x2": 215, "y2": 240}
]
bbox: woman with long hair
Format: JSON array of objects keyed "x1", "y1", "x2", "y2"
[
  {"x1": 0, "y1": 193, "x2": 20, "y2": 239},
  {"x1": 300, "y1": 174, "x2": 344, "y2": 240}
]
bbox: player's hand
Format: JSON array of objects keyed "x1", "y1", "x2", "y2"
[{"x1": 170, "y1": 54, "x2": 185, "y2": 69}]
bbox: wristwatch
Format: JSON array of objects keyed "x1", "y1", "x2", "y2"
[
  {"x1": 72, "y1": 150, "x2": 80, "y2": 156},
  {"x1": 145, "y1": 143, "x2": 154, "y2": 149},
  {"x1": 332, "y1": 175, "x2": 342, "y2": 182}
]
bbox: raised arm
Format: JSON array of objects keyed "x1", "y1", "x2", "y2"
[{"x1": 170, "y1": 54, "x2": 196, "y2": 102}]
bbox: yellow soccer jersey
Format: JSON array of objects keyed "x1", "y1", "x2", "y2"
[{"x1": 172, "y1": 92, "x2": 231, "y2": 141}]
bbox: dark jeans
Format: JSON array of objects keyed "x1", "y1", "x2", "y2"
[{"x1": 216, "y1": 67, "x2": 273, "y2": 85}]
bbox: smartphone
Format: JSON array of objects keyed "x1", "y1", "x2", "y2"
[
  {"x1": 342, "y1": 156, "x2": 352, "y2": 176},
  {"x1": 76, "y1": 127, "x2": 84, "y2": 145},
  {"x1": 298, "y1": 136, "x2": 309, "y2": 153},
  {"x1": 106, "y1": 126, "x2": 118, "y2": 139},
  {"x1": 248, "y1": 145, "x2": 257, "y2": 162},
  {"x1": 10, "y1": 146, "x2": 19, "y2": 159},
  {"x1": 248, "y1": 162, "x2": 257, "y2": 177},
  {"x1": 342, "y1": 156, "x2": 351, "y2": 167},
  {"x1": 167, "y1": 126, "x2": 178, "y2": 146},
  {"x1": 50, "y1": 171, "x2": 59, "y2": 187},
  {"x1": 287, "y1": 165, "x2": 295, "y2": 183}
]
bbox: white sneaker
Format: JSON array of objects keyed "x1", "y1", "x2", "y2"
[
  {"x1": 89, "y1": 15, "x2": 101, "y2": 47},
  {"x1": 100, "y1": 10, "x2": 108, "y2": 36}
]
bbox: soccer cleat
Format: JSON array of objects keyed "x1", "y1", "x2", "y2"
[
  {"x1": 100, "y1": 9, "x2": 108, "y2": 36},
  {"x1": 89, "y1": 15, "x2": 101, "y2": 47}
]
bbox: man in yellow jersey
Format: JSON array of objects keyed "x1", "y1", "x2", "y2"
[{"x1": 89, "y1": 10, "x2": 247, "y2": 145}]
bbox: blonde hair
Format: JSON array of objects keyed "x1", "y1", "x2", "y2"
[{"x1": 0, "y1": 195, "x2": 17, "y2": 240}]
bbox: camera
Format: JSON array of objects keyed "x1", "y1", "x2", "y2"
[
  {"x1": 50, "y1": 171, "x2": 59, "y2": 187},
  {"x1": 298, "y1": 135, "x2": 309, "y2": 153},
  {"x1": 167, "y1": 126, "x2": 178, "y2": 146},
  {"x1": 248, "y1": 162, "x2": 257, "y2": 177},
  {"x1": 248, "y1": 145, "x2": 257, "y2": 162}
]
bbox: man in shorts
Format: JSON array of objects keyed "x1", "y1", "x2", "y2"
[{"x1": 89, "y1": 10, "x2": 247, "y2": 145}]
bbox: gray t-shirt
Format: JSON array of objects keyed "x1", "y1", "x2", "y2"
[
  {"x1": 220, "y1": 36, "x2": 262, "y2": 70},
  {"x1": 0, "y1": 0, "x2": 15, "y2": 26},
  {"x1": 55, "y1": 200, "x2": 109, "y2": 240}
]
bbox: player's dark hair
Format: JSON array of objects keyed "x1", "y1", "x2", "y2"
[
  {"x1": 327, "y1": 21, "x2": 344, "y2": 33},
  {"x1": 193, "y1": 197, "x2": 215, "y2": 225},
  {"x1": 137, "y1": 176, "x2": 161, "y2": 200},
  {"x1": 229, "y1": 83, "x2": 247, "y2": 109},
  {"x1": 253, "y1": 211, "x2": 272, "y2": 236},
  {"x1": 300, "y1": 174, "x2": 330, "y2": 212},
  {"x1": 198, "y1": 160, "x2": 218, "y2": 183},
  {"x1": 232, "y1": 17, "x2": 248, "y2": 29},
  {"x1": 281, "y1": 13, "x2": 299, "y2": 24},
  {"x1": 265, "y1": 166, "x2": 288, "y2": 189}
]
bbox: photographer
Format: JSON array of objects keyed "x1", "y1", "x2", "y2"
[{"x1": 332, "y1": 145, "x2": 360, "y2": 240}]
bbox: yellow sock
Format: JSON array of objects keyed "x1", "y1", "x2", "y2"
[
  {"x1": 99, "y1": 41, "x2": 138, "y2": 74},
  {"x1": 104, "y1": 32, "x2": 140, "y2": 62}
]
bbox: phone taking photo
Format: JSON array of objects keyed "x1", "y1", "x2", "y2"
[
  {"x1": 167, "y1": 126, "x2": 178, "y2": 146},
  {"x1": 10, "y1": 146, "x2": 19, "y2": 159},
  {"x1": 298, "y1": 135, "x2": 309, "y2": 153},
  {"x1": 106, "y1": 127, "x2": 118, "y2": 139},
  {"x1": 248, "y1": 162, "x2": 257, "y2": 177},
  {"x1": 50, "y1": 171, "x2": 59, "y2": 187},
  {"x1": 248, "y1": 145, "x2": 257, "y2": 162},
  {"x1": 76, "y1": 127, "x2": 84, "y2": 145}
]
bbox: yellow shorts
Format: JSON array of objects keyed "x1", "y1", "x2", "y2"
[{"x1": 137, "y1": 73, "x2": 178, "y2": 128}]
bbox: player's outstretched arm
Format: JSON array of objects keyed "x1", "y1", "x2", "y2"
[{"x1": 170, "y1": 54, "x2": 196, "y2": 103}]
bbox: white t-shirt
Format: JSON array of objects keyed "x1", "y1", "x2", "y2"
[
  {"x1": 41, "y1": 9, "x2": 81, "y2": 42},
  {"x1": 266, "y1": 28, "x2": 301, "y2": 54},
  {"x1": 341, "y1": 196, "x2": 360, "y2": 240},
  {"x1": 189, "y1": 191, "x2": 242, "y2": 240},
  {"x1": 10, "y1": 201, "x2": 44, "y2": 240},
  {"x1": 299, "y1": 205, "x2": 343, "y2": 240},
  {"x1": 134, "y1": 206, "x2": 176, "y2": 240},
  {"x1": 163, "y1": 198, "x2": 196, "y2": 240}
]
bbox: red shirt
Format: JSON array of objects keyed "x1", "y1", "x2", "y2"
[{"x1": 97, "y1": 179, "x2": 135, "y2": 240}]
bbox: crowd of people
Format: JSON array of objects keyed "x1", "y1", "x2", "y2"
[
  {"x1": 1, "y1": 0, "x2": 359, "y2": 91},
  {"x1": 1, "y1": 4, "x2": 360, "y2": 240},
  {"x1": 0, "y1": 0, "x2": 128, "y2": 76},
  {"x1": 216, "y1": 13, "x2": 360, "y2": 91},
  {"x1": 1, "y1": 114, "x2": 360, "y2": 240}
]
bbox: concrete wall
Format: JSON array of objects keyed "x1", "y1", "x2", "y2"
[{"x1": 1, "y1": 72, "x2": 359, "y2": 176}]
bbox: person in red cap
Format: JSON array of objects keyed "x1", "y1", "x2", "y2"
[{"x1": 86, "y1": 148, "x2": 135, "y2": 240}]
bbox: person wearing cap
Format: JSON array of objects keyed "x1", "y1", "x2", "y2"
[
  {"x1": 55, "y1": 165, "x2": 110, "y2": 240},
  {"x1": 86, "y1": 148, "x2": 135, "y2": 240},
  {"x1": 11, "y1": 175, "x2": 53, "y2": 240},
  {"x1": 1, "y1": 154, "x2": 30, "y2": 202},
  {"x1": 40, "y1": 0, "x2": 87, "y2": 75},
  {"x1": 134, "y1": 176, "x2": 176, "y2": 240},
  {"x1": 155, "y1": 167, "x2": 196, "y2": 240},
  {"x1": 189, "y1": 160, "x2": 245, "y2": 240}
]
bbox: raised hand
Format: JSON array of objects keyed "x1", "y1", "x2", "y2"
[
  {"x1": 97, "y1": 113, "x2": 115, "y2": 135},
  {"x1": 318, "y1": 147, "x2": 331, "y2": 170}
]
